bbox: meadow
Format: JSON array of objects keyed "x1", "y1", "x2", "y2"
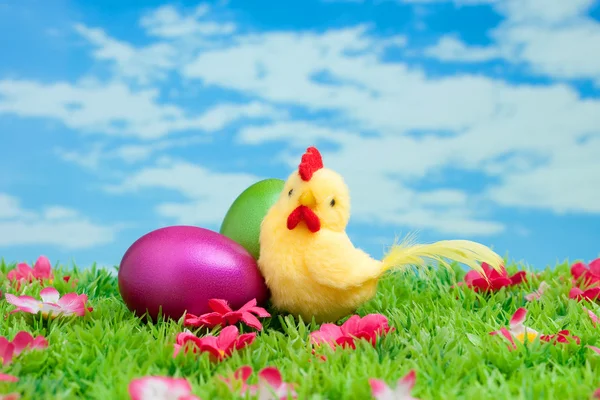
[{"x1": 1, "y1": 257, "x2": 600, "y2": 400}]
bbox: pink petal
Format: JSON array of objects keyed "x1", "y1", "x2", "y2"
[
  {"x1": 509, "y1": 271, "x2": 527, "y2": 285},
  {"x1": 357, "y1": 314, "x2": 390, "y2": 335},
  {"x1": 369, "y1": 379, "x2": 394, "y2": 399},
  {"x1": 128, "y1": 376, "x2": 193, "y2": 400},
  {"x1": 488, "y1": 264, "x2": 508, "y2": 280},
  {"x1": 398, "y1": 370, "x2": 416, "y2": 391},
  {"x1": 57, "y1": 293, "x2": 88, "y2": 316},
  {"x1": 39, "y1": 287, "x2": 60, "y2": 303},
  {"x1": 587, "y1": 345, "x2": 600, "y2": 355},
  {"x1": 216, "y1": 326, "x2": 240, "y2": 351},
  {"x1": 583, "y1": 288, "x2": 600, "y2": 301},
  {"x1": 490, "y1": 327, "x2": 517, "y2": 350},
  {"x1": 238, "y1": 298, "x2": 258, "y2": 312},
  {"x1": 335, "y1": 335, "x2": 357, "y2": 349},
  {"x1": 0, "y1": 338, "x2": 15, "y2": 366},
  {"x1": 0, "y1": 373, "x2": 18, "y2": 382},
  {"x1": 341, "y1": 315, "x2": 361, "y2": 335},
  {"x1": 234, "y1": 333, "x2": 257, "y2": 351},
  {"x1": 11, "y1": 332, "x2": 33, "y2": 355},
  {"x1": 208, "y1": 299, "x2": 233, "y2": 314},
  {"x1": 470, "y1": 277, "x2": 492, "y2": 291},
  {"x1": 510, "y1": 308, "x2": 527, "y2": 328},
  {"x1": 5, "y1": 294, "x2": 41, "y2": 314},
  {"x1": 584, "y1": 307, "x2": 599, "y2": 327},
  {"x1": 240, "y1": 312, "x2": 263, "y2": 330},
  {"x1": 248, "y1": 305, "x2": 270, "y2": 318},
  {"x1": 594, "y1": 388, "x2": 600, "y2": 399},
  {"x1": 310, "y1": 324, "x2": 344, "y2": 345},
  {"x1": 570, "y1": 287, "x2": 585, "y2": 300},
  {"x1": 33, "y1": 256, "x2": 53, "y2": 280},
  {"x1": 258, "y1": 367, "x2": 283, "y2": 388},
  {"x1": 571, "y1": 262, "x2": 587, "y2": 280},
  {"x1": 589, "y1": 258, "x2": 600, "y2": 277},
  {"x1": 463, "y1": 270, "x2": 483, "y2": 285},
  {"x1": 199, "y1": 312, "x2": 227, "y2": 328},
  {"x1": 8, "y1": 263, "x2": 34, "y2": 281},
  {"x1": 234, "y1": 366, "x2": 253, "y2": 383},
  {"x1": 488, "y1": 277, "x2": 513, "y2": 291},
  {"x1": 183, "y1": 313, "x2": 204, "y2": 327}
]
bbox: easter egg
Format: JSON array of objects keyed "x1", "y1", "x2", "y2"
[
  {"x1": 219, "y1": 178, "x2": 285, "y2": 259},
  {"x1": 117, "y1": 225, "x2": 269, "y2": 321}
]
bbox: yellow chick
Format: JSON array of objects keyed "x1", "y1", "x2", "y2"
[{"x1": 257, "y1": 146, "x2": 504, "y2": 323}]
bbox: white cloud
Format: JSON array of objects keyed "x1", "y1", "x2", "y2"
[
  {"x1": 104, "y1": 159, "x2": 261, "y2": 226},
  {"x1": 74, "y1": 23, "x2": 176, "y2": 84},
  {"x1": 139, "y1": 4, "x2": 236, "y2": 38},
  {"x1": 424, "y1": 36, "x2": 503, "y2": 61},
  {"x1": 179, "y1": 23, "x2": 600, "y2": 226},
  {"x1": 423, "y1": 0, "x2": 600, "y2": 86},
  {"x1": 5, "y1": 3, "x2": 600, "y2": 239},
  {"x1": 0, "y1": 193, "x2": 118, "y2": 249},
  {"x1": 0, "y1": 79, "x2": 283, "y2": 139}
]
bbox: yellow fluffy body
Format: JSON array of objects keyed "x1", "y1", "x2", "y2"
[{"x1": 257, "y1": 151, "x2": 504, "y2": 323}]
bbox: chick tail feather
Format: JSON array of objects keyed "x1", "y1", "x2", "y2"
[{"x1": 380, "y1": 237, "x2": 504, "y2": 277}]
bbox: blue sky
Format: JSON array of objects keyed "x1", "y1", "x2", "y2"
[{"x1": 1, "y1": 0, "x2": 599, "y2": 273}]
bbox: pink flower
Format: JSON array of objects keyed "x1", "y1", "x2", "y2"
[
  {"x1": 369, "y1": 370, "x2": 418, "y2": 400},
  {"x1": 571, "y1": 258, "x2": 600, "y2": 287},
  {"x1": 221, "y1": 366, "x2": 297, "y2": 400},
  {"x1": 310, "y1": 314, "x2": 394, "y2": 350},
  {"x1": 0, "y1": 331, "x2": 48, "y2": 366},
  {"x1": 458, "y1": 262, "x2": 526, "y2": 293},
  {"x1": 5, "y1": 287, "x2": 93, "y2": 318},
  {"x1": 569, "y1": 287, "x2": 600, "y2": 302},
  {"x1": 490, "y1": 308, "x2": 580, "y2": 350},
  {"x1": 524, "y1": 281, "x2": 550, "y2": 301},
  {"x1": 0, "y1": 374, "x2": 18, "y2": 382},
  {"x1": 184, "y1": 298, "x2": 270, "y2": 331},
  {"x1": 7, "y1": 256, "x2": 53, "y2": 284},
  {"x1": 128, "y1": 376, "x2": 201, "y2": 400},
  {"x1": 173, "y1": 326, "x2": 256, "y2": 362},
  {"x1": 584, "y1": 307, "x2": 599, "y2": 327}
]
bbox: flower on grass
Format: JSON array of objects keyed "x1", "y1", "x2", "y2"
[
  {"x1": 569, "y1": 287, "x2": 600, "y2": 302},
  {"x1": 457, "y1": 262, "x2": 526, "y2": 293},
  {"x1": 490, "y1": 308, "x2": 580, "y2": 350},
  {"x1": 173, "y1": 326, "x2": 256, "y2": 362},
  {"x1": 0, "y1": 331, "x2": 48, "y2": 366},
  {"x1": 369, "y1": 370, "x2": 418, "y2": 400},
  {"x1": 310, "y1": 314, "x2": 394, "y2": 350},
  {"x1": 525, "y1": 281, "x2": 550, "y2": 301},
  {"x1": 5, "y1": 287, "x2": 92, "y2": 318},
  {"x1": 7, "y1": 256, "x2": 53, "y2": 284},
  {"x1": 571, "y1": 258, "x2": 600, "y2": 287},
  {"x1": 128, "y1": 376, "x2": 201, "y2": 400},
  {"x1": 184, "y1": 298, "x2": 270, "y2": 331},
  {"x1": 220, "y1": 366, "x2": 297, "y2": 400}
]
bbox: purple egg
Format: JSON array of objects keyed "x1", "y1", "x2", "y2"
[{"x1": 118, "y1": 225, "x2": 269, "y2": 321}]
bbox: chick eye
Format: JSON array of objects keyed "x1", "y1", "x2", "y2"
[
  {"x1": 288, "y1": 189, "x2": 293, "y2": 197},
  {"x1": 330, "y1": 198, "x2": 336, "y2": 207}
]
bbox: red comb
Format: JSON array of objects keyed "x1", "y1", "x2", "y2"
[{"x1": 298, "y1": 146, "x2": 323, "y2": 181}]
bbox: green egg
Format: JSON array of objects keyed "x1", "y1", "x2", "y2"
[{"x1": 219, "y1": 178, "x2": 285, "y2": 259}]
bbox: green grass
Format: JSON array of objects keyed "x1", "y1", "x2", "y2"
[{"x1": 1, "y1": 260, "x2": 599, "y2": 400}]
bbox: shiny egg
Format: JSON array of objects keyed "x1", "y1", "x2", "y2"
[{"x1": 118, "y1": 225, "x2": 269, "y2": 321}]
